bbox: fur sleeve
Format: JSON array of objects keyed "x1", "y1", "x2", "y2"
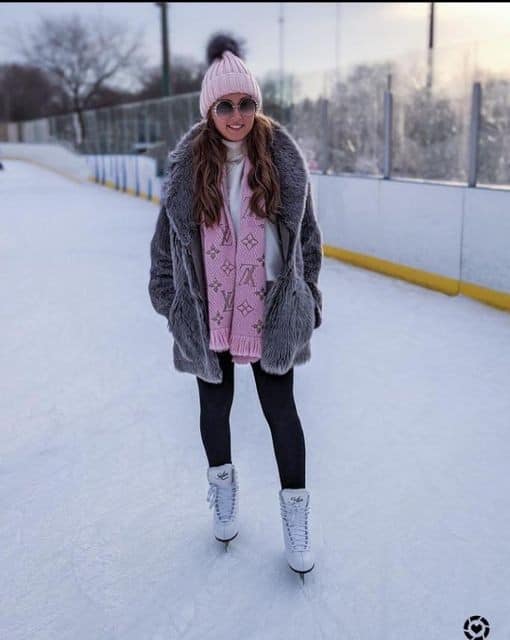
[
  {"x1": 301, "y1": 181, "x2": 323, "y2": 328},
  {"x1": 148, "y1": 205, "x2": 176, "y2": 318}
]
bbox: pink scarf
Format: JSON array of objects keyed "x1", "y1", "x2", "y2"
[{"x1": 200, "y1": 155, "x2": 267, "y2": 364}]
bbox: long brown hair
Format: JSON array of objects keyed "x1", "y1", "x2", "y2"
[{"x1": 191, "y1": 111, "x2": 282, "y2": 229}]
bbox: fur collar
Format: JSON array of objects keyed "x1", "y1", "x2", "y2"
[{"x1": 162, "y1": 119, "x2": 310, "y2": 247}]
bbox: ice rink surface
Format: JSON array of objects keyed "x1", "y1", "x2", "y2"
[{"x1": 1, "y1": 159, "x2": 509, "y2": 639}]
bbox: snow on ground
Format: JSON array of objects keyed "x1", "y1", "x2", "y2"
[{"x1": 1, "y1": 159, "x2": 509, "y2": 640}]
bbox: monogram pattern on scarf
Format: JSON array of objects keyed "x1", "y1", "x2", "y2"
[{"x1": 200, "y1": 155, "x2": 268, "y2": 364}]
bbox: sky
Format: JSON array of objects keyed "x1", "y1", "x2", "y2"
[{"x1": 0, "y1": 2, "x2": 509, "y2": 88}]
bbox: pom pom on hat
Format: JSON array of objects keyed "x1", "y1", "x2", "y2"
[
  {"x1": 200, "y1": 31, "x2": 262, "y2": 119},
  {"x1": 206, "y1": 32, "x2": 245, "y2": 65}
]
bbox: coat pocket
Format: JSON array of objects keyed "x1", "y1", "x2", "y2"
[
  {"x1": 293, "y1": 277, "x2": 316, "y2": 347},
  {"x1": 167, "y1": 293, "x2": 179, "y2": 333},
  {"x1": 262, "y1": 272, "x2": 314, "y2": 361},
  {"x1": 167, "y1": 292, "x2": 202, "y2": 361},
  {"x1": 305, "y1": 280, "x2": 323, "y2": 329}
]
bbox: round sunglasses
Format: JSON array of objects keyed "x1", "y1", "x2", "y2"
[{"x1": 212, "y1": 97, "x2": 258, "y2": 120}]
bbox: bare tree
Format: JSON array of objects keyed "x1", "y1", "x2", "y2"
[
  {"x1": 11, "y1": 12, "x2": 147, "y2": 143},
  {"x1": 0, "y1": 64, "x2": 67, "y2": 121},
  {"x1": 135, "y1": 54, "x2": 204, "y2": 101}
]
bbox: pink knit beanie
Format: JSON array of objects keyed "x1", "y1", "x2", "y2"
[{"x1": 200, "y1": 32, "x2": 263, "y2": 119}]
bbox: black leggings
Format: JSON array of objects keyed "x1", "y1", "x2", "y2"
[{"x1": 196, "y1": 349, "x2": 306, "y2": 489}]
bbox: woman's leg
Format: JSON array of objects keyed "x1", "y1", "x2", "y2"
[
  {"x1": 196, "y1": 350, "x2": 235, "y2": 467},
  {"x1": 250, "y1": 361, "x2": 306, "y2": 489}
]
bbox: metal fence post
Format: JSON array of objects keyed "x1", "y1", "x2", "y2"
[
  {"x1": 115, "y1": 155, "x2": 119, "y2": 190},
  {"x1": 122, "y1": 156, "x2": 127, "y2": 192},
  {"x1": 135, "y1": 155, "x2": 140, "y2": 196},
  {"x1": 468, "y1": 81, "x2": 482, "y2": 187},
  {"x1": 318, "y1": 97, "x2": 330, "y2": 174},
  {"x1": 383, "y1": 76, "x2": 393, "y2": 179}
]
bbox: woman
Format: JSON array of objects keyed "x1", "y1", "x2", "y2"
[{"x1": 148, "y1": 33, "x2": 323, "y2": 578}]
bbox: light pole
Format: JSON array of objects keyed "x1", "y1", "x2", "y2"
[
  {"x1": 426, "y1": 2, "x2": 435, "y2": 91},
  {"x1": 154, "y1": 2, "x2": 172, "y2": 176},
  {"x1": 155, "y1": 2, "x2": 171, "y2": 97},
  {"x1": 279, "y1": 3, "x2": 284, "y2": 116},
  {"x1": 335, "y1": 3, "x2": 341, "y2": 82}
]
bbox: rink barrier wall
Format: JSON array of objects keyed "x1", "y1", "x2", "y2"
[
  {"x1": 85, "y1": 154, "x2": 163, "y2": 205},
  {"x1": 18, "y1": 148, "x2": 504, "y2": 314},
  {"x1": 313, "y1": 174, "x2": 510, "y2": 312}
]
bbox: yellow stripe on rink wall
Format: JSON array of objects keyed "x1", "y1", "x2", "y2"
[
  {"x1": 323, "y1": 245, "x2": 459, "y2": 295},
  {"x1": 88, "y1": 176, "x2": 160, "y2": 205},
  {"x1": 323, "y1": 244, "x2": 510, "y2": 312},
  {"x1": 459, "y1": 281, "x2": 510, "y2": 312}
]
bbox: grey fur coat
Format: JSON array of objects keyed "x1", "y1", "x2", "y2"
[{"x1": 148, "y1": 119, "x2": 323, "y2": 384}]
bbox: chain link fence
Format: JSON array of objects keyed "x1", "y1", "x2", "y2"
[{"x1": 2, "y1": 38, "x2": 509, "y2": 187}]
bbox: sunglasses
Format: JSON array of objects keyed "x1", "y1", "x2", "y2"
[{"x1": 212, "y1": 97, "x2": 258, "y2": 119}]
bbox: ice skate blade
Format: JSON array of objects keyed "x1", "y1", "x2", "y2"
[
  {"x1": 289, "y1": 562, "x2": 315, "y2": 580},
  {"x1": 215, "y1": 531, "x2": 239, "y2": 549}
]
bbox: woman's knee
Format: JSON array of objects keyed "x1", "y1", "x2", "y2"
[{"x1": 259, "y1": 394, "x2": 300, "y2": 428}]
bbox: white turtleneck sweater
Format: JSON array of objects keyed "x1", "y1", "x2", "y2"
[{"x1": 221, "y1": 137, "x2": 284, "y2": 282}]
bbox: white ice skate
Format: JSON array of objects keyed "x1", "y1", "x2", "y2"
[
  {"x1": 279, "y1": 488, "x2": 315, "y2": 581},
  {"x1": 206, "y1": 462, "x2": 239, "y2": 550}
]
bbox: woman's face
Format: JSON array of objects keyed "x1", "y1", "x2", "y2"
[{"x1": 211, "y1": 92, "x2": 256, "y2": 141}]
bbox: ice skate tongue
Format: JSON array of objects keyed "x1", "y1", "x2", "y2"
[
  {"x1": 207, "y1": 463, "x2": 233, "y2": 487},
  {"x1": 281, "y1": 488, "x2": 309, "y2": 504}
]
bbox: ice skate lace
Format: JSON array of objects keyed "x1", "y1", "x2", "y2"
[
  {"x1": 207, "y1": 478, "x2": 237, "y2": 523},
  {"x1": 281, "y1": 501, "x2": 310, "y2": 552}
]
